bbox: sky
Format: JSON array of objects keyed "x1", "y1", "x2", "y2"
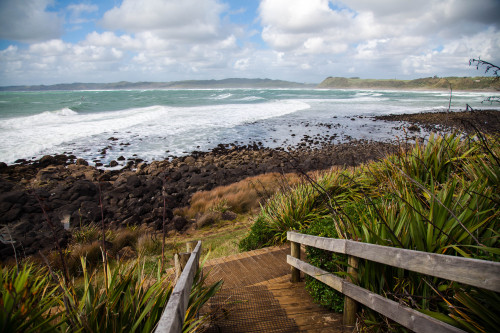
[{"x1": 0, "y1": 0, "x2": 499, "y2": 86}]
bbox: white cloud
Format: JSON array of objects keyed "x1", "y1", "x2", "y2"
[
  {"x1": 260, "y1": 0, "x2": 342, "y2": 33},
  {"x1": 0, "y1": 0, "x2": 63, "y2": 42},
  {"x1": 257, "y1": 0, "x2": 500, "y2": 78},
  {"x1": 1, "y1": 0, "x2": 500, "y2": 85},
  {"x1": 234, "y1": 58, "x2": 250, "y2": 70},
  {"x1": 259, "y1": 0, "x2": 356, "y2": 52},
  {"x1": 67, "y1": 3, "x2": 98, "y2": 24},
  {"x1": 101, "y1": 0, "x2": 227, "y2": 42}
]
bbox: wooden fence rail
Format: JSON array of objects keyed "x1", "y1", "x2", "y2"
[
  {"x1": 155, "y1": 241, "x2": 202, "y2": 333},
  {"x1": 287, "y1": 231, "x2": 500, "y2": 333}
]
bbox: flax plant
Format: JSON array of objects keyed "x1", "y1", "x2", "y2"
[
  {"x1": 58, "y1": 258, "x2": 172, "y2": 333},
  {"x1": 0, "y1": 264, "x2": 62, "y2": 333},
  {"x1": 342, "y1": 133, "x2": 499, "y2": 331},
  {"x1": 241, "y1": 132, "x2": 499, "y2": 332}
]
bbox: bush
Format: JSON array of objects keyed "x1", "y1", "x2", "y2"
[
  {"x1": 239, "y1": 133, "x2": 499, "y2": 331},
  {"x1": 304, "y1": 217, "x2": 345, "y2": 312},
  {"x1": 111, "y1": 227, "x2": 142, "y2": 254},
  {"x1": 1, "y1": 257, "x2": 223, "y2": 332},
  {"x1": 238, "y1": 216, "x2": 276, "y2": 251}
]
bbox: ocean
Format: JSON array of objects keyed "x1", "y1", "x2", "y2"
[{"x1": 0, "y1": 88, "x2": 498, "y2": 167}]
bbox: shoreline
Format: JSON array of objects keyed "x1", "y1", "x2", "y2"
[
  {"x1": 1, "y1": 109, "x2": 498, "y2": 260},
  {"x1": 0, "y1": 138, "x2": 398, "y2": 260}
]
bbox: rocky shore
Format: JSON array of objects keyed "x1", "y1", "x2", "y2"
[
  {"x1": 2, "y1": 109, "x2": 497, "y2": 260},
  {"x1": 375, "y1": 109, "x2": 500, "y2": 134},
  {"x1": 0, "y1": 139, "x2": 397, "y2": 260}
]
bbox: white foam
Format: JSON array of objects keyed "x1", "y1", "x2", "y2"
[
  {"x1": 0, "y1": 100, "x2": 310, "y2": 164},
  {"x1": 210, "y1": 93, "x2": 232, "y2": 99},
  {"x1": 237, "y1": 96, "x2": 265, "y2": 101},
  {"x1": 2, "y1": 108, "x2": 78, "y2": 129}
]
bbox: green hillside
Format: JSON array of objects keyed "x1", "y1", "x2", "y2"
[{"x1": 318, "y1": 76, "x2": 500, "y2": 90}]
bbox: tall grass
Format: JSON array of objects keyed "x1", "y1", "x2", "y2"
[{"x1": 239, "y1": 133, "x2": 499, "y2": 332}]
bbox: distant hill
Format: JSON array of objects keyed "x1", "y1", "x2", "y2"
[
  {"x1": 317, "y1": 76, "x2": 500, "y2": 91},
  {"x1": 0, "y1": 78, "x2": 313, "y2": 91}
]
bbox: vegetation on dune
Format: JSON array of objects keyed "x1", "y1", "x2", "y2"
[{"x1": 239, "y1": 132, "x2": 499, "y2": 332}]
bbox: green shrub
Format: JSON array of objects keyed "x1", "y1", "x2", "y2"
[
  {"x1": 238, "y1": 215, "x2": 275, "y2": 251},
  {"x1": 304, "y1": 217, "x2": 345, "y2": 312},
  {"x1": 60, "y1": 258, "x2": 172, "y2": 333},
  {"x1": 72, "y1": 222, "x2": 101, "y2": 244},
  {"x1": 1, "y1": 256, "x2": 223, "y2": 332}
]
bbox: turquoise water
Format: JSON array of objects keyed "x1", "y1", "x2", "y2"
[{"x1": 0, "y1": 88, "x2": 498, "y2": 166}]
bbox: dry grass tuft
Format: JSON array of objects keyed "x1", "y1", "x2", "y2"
[
  {"x1": 111, "y1": 227, "x2": 144, "y2": 253},
  {"x1": 137, "y1": 234, "x2": 163, "y2": 256},
  {"x1": 62, "y1": 241, "x2": 104, "y2": 275},
  {"x1": 196, "y1": 211, "x2": 222, "y2": 229},
  {"x1": 177, "y1": 172, "x2": 303, "y2": 218}
]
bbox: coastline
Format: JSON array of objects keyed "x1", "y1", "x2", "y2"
[{"x1": 0, "y1": 109, "x2": 498, "y2": 260}]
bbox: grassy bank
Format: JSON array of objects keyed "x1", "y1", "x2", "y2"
[
  {"x1": 318, "y1": 76, "x2": 500, "y2": 90},
  {"x1": 239, "y1": 133, "x2": 499, "y2": 332}
]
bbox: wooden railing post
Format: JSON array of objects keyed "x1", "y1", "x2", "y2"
[
  {"x1": 343, "y1": 255, "x2": 359, "y2": 328},
  {"x1": 186, "y1": 240, "x2": 197, "y2": 253},
  {"x1": 175, "y1": 241, "x2": 199, "y2": 281},
  {"x1": 291, "y1": 241, "x2": 301, "y2": 282},
  {"x1": 174, "y1": 253, "x2": 191, "y2": 281}
]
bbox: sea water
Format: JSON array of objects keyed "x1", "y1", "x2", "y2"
[{"x1": 0, "y1": 88, "x2": 498, "y2": 166}]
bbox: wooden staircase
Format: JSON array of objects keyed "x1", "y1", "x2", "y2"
[{"x1": 200, "y1": 245, "x2": 343, "y2": 332}]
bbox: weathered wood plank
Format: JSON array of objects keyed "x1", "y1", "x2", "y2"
[
  {"x1": 287, "y1": 255, "x2": 343, "y2": 292},
  {"x1": 343, "y1": 255, "x2": 359, "y2": 327},
  {"x1": 155, "y1": 241, "x2": 202, "y2": 333},
  {"x1": 342, "y1": 281, "x2": 466, "y2": 333},
  {"x1": 174, "y1": 252, "x2": 191, "y2": 280},
  {"x1": 344, "y1": 240, "x2": 500, "y2": 293},
  {"x1": 288, "y1": 231, "x2": 346, "y2": 254},
  {"x1": 287, "y1": 232, "x2": 500, "y2": 292},
  {"x1": 290, "y1": 254, "x2": 466, "y2": 333},
  {"x1": 291, "y1": 241, "x2": 301, "y2": 282}
]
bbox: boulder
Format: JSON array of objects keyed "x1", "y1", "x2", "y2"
[
  {"x1": 116, "y1": 246, "x2": 137, "y2": 261},
  {"x1": 184, "y1": 156, "x2": 195, "y2": 165},
  {"x1": 221, "y1": 211, "x2": 238, "y2": 221},
  {"x1": 172, "y1": 215, "x2": 189, "y2": 231},
  {"x1": 196, "y1": 212, "x2": 221, "y2": 229},
  {"x1": 76, "y1": 158, "x2": 89, "y2": 166}
]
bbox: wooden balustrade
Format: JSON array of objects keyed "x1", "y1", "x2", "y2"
[
  {"x1": 155, "y1": 241, "x2": 202, "y2": 333},
  {"x1": 287, "y1": 231, "x2": 500, "y2": 333}
]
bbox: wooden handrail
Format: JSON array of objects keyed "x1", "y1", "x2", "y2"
[
  {"x1": 288, "y1": 232, "x2": 500, "y2": 292},
  {"x1": 155, "y1": 241, "x2": 202, "y2": 333},
  {"x1": 287, "y1": 231, "x2": 500, "y2": 333}
]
